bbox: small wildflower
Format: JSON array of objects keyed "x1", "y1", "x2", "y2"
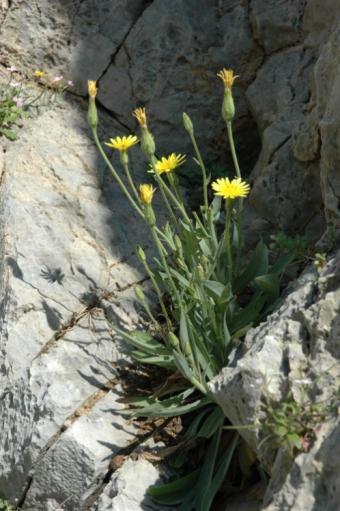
[
  {"x1": 217, "y1": 68, "x2": 239, "y2": 90},
  {"x1": 153, "y1": 153, "x2": 186, "y2": 175},
  {"x1": 13, "y1": 96, "x2": 24, "y2": 108},
  {"x1": 52, "y1": 75, "x2": 63, "y2": 82},
  {"x1": 34, "y1": 70, "x2": 45, "y2": 78},
  {"x1": 88, "y1": 80, "x2": 97, "y2": 99},
  {"x1": 133, "y1": 107, "x2": 147, "y2": 128},
  {"x1": 211, "y1": 177, "x2": 250, "y2": 200},
  {"x1": 139, "y1": 184, "x2": 156, "y2": 205},
  {"x1": 9, "y1": 65, "x2": 17, "y2": 73},
  {"x1": 9, "y1": 80, "x2": 20, "y2": 88},
  {"x1": 67, "y1": 80, "x2": 74, "y2": 87},
  {"x1": 105, "y1": 135, "x2": 138, "y2": 152}
]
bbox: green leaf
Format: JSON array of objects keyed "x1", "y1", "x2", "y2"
[
  {"x1": 121, "y1": 388, "x2": 212, "y2": 417},
  {"x1": 211, "y1": 195, "x2": 221, "y2": 220},
  {"x1": 201, "y1": 434, "x2": 239, "y2": 510},
  {"x1": 230, "y1": 292, "x2": 266, "y2": 333},
  {"x1": 130, "y1": 350, "x2": 176, "y2": 369},
  {"x1": 195, "y1": 427, "x2": 222, "y2": 511},
  {"x1": 197, "y1": 406, "x2": 225, "y2": 438},
  {"x1": 0, "y1": 127, "x2": 17, "y2": 140},
  {"x1": 203, "y1": 280, "x2": 227, "y2": 300},
  {"x1": 271, "y1": 252, "x2": 295, "y2": 274},
  {"x1": 113, "y1": 328, "x2": 170, "y2": 357},
  {"x1": 234, "y1": 240, "x2": 268, "y2": 293},
  {"x1": 173, "y1": 351, "x2": 195, "y2": 382},
  {"x1": 148, "y1": 469, "x2": 199, "y2": 498},
  {"x1": 254, "y1": 273, "x2": 280, "y2": 302}
]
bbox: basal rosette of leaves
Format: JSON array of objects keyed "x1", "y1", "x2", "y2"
[{"x1": 88, "y1": 69, "x2": 297, "y2": 510}]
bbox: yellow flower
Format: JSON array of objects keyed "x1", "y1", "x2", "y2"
[
  {"x1": 88, "y1": 80, "x2": 97, "y2": 99},
  {"x1": 133, "y1": 107, "x2": 147, "y2": 128},
  {"x1": 34, "y1": 70, "x2": 45, "y2": 78},
  {"x1": 105, "y1": 135, "x2": 138, "y2": 152},
  {"x1": 154, "y1": 153, "x2": 186, "y2": 175},
  {"x1": 217, "y1": 68, "x2": 239, "y2": 90},
  {"x1": 139, "y1": 184, "x2": 156, "y2": 204},
  {"x1": 211, "y1": 177, "x2": 250, "y2": 200}
]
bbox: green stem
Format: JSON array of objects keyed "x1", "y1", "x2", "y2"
[
  {"x1": 225, "y1": 199, "x2": 233, "y2": 284},
  {"x1": 189, "y1": 132, "x2": 209, "y2": 211},
  {"x1": 122, "y1": 158, "x2": 139, "y2": 202},
  {"x1": 227, "y1": 121, "x2": 241, "y2": 179},
  {"x1": 92, "y1": 128, "x2": 143, "y2": 218}
]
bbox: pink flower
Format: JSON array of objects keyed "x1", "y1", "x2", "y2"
[
  {"x1": 8, "y1": 65, "x2": 17, "y2": 73},
  {"x1": 52, "y1": 75, "x2": 63, "y2": 82},
  {"x1": 67, "y1": 80, "x2": 74, "y2": 87},
  {"x1": 13, "y1": 96, "x2": 24, "y2": 108},
  {"x1": 10, "y1": 80, "x2": 20, "y2": 88}
]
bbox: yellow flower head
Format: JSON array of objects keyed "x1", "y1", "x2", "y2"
[
  {"x1": 133, "y1": 107, "x2": 147, "y2": 128},
  {"x1": 154, "y1": 153, "x2": 186, "y2": 175},
  {"x1": 211, "y1": 177, "x2": 250, "y2": 200},
  {"x1": 34, "y1": 70, "x2": 45, "y2": 78},
  {"x1": 105, "y1": 135, "x2": 138, "y2": 152},
  {"x1": 217, "y1": 68, "x2": 239, "y2": 90},
  {"x1": 139, "y1": 184, "x2": 156, "y2": 205},
  {"x1": 88, "y1": 80, "x2": 98, "y2": 99}
]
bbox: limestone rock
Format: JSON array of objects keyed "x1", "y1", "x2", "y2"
[
  {"x1": 209, "y1": 251, "x2": 340, "y2": 508},
  {"x1": 0, "y1": 100, "x2": 162, "y2": 509},
  {"x1": 92, "y1": 458, "x2": 169, "y2": 511}
]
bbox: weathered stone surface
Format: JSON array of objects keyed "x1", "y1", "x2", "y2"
[
  {"x1": 249, "y1": 0, "x2": 306, "y2": 54},
  {"x1": 209, "y1": 251, "x2": 340, "y2": 508},
  {"x1": 263, "y1": 418, "x2": 340, "y2": 511},
  {"x1": 92, "y1": 458, "x2": 169, "y2": 511},
  {"x1": 0, "y1": 100, "x2": 163, "y2": 509},
  {"x1": 1, "y1": 0, "x2": 340, "y2": 509}
]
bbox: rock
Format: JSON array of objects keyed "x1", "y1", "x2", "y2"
[
  {"x1": 0, "y1": 99, "x2": 164, "y2": 509},
  {"x1": 249, "y1": 0, "x2": 306, "y2": 54},
  {"x1": 92, "y1": 458, "x2": 169, "y2": 511},
  {"x1": 209, "y1": 251, "x2": 340, "y2": 507},
  {"x1": 263, "y1": 418, "x2": 340, "y2": 511}
]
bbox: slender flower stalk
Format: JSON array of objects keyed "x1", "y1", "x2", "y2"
[
  {"x1": 227, "y1": 122, "x2": 241, "y2": 180},
  {"x1": 225, "y1": 200, "x2": 233, "y2": 283},
  {"x1": 92, "y1": 129, "x2": 143, "y2": 218}
]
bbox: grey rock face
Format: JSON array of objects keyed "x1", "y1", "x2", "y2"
[
  {"x1": 0, "y1": 0, "x2": 340, "y2": 509},
  {"x1": 2, "y1": 0, "x2": 340, "y2": 240},
  {"x1": 209, "y1": 251, "x2": 340, "y2": 509},
  {"x1": 0, "y1": 100, "x2": 163, "y2": 510}
]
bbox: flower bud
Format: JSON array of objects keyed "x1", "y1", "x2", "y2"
[
  {"x1": 140, "y1": 127, "x2": 156, "y2": 160},
  {"x1": 136, "y1": 245, "x2": 146, "y2": 262},
  {"x1": 139, "y1": 184, "x2": 156, "y2": 205},
  {"x1": 168, "y1": 332, "x2": 180, "y2": 350},
  {"x1": 221, "y1": 89, "x2": 235, "y2": 122},
  {"x1": 144, "y1": 203, "x2": 156, "y2": 226},
  {"x1": 87, "y1": 97, "x2": 98, "y2": 129},
  {"x1": 183, "y1": 112, "x2": 194, "y2": 134},
  {"x1": 135, "y1": 286, "x2": 145, "y2": 302}
]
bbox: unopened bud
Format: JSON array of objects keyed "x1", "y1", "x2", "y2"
[
  {"x1": 87, "y1": 98, "x2": 98, "y2": 129},
  {"x1": 136, "y1": 245, "x2": 146, "y2": 262},
  {"x1": 135, "y1": 286, "x2": 145, "y2": 302},
  {"x1": 144, "y1": 203, "x2": 156, "y2": 226},
  {"x1": 168, "y1": 332, "x2": 180, "y2": 350},
  {"x1": 174, "y1": 235, "x2": 182, "y2": 253},
  {"x1": 183, "y1": 112, "x2": 194, "y2": 134},
  {"x1": 140, "y1": 127, "x2": 156, "y2": 160},
  {"x1": 221, "y1": 89, "x2": 235, "y2": 122}
]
